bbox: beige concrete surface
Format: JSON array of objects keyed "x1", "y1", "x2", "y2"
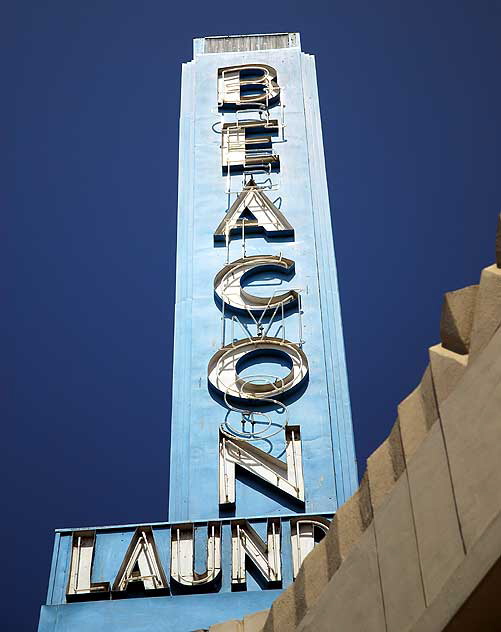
[
  {"x1": 410, "y1": 506, "x2": 501, "y2": 632},
  {"x1": 374, "y1": 473, "x2": 425, "y2": 632},
  {"x1": 440, "y1": 326, "x2": 501, "y2": 549},
  {"x1": 296, "y1": 525, "x2": 386, "y2": 632},
  {"x1": 442, "y1": 553, "x2": 501, "y2": 631},
  {"x1": 367, "y1": 419, "x2": 404, "y2": 511},
  {"x1": 322, "y1": 476, "x2": 372, "y2": 575},
  {"x1": 398, "y1": 365, "x2": 439, "y2": 462},
  {"x1": 209, "y1": 619, "x2": 243, "y2": 631},
  {"x1": 322, "y1": 484, "x2": 366, "y2": 578},
  {"x1": 242, "y1": 610, "x2": 268, "y2": 632},
  {"x1": 496, "y1": 213, "x2": 501, "y2": 268},
  {"x1": 407, "y1": 422, "x2": 465, "y2": 603},
  {"x1": 469, "y1": 264, "x2": 501, "y2": 359},
  {"x1": 262, "y1": 581, "x2": 296, "y2": 632},
  {"x1": 293, "y1": 538, "x2": 328, "y2": 623},
  {"x1": 428, "y1": 344, "x2": 468, "y2": 404},
  {"x1": 440, "y1": 285, "x2": 478, "y2": 355}
]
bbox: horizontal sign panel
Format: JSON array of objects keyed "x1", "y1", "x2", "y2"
[{"x1": 47, "y1": 514, "x2": 332, "y2": 606}]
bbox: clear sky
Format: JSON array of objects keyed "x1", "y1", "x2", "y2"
[{"x1": 4, "y1": 1, "x2": 501, "y2": 629}]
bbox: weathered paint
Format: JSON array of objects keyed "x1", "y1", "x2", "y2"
[
  {"x1": 39, "y1": 591, "x2": 283, "y2": 632},
  {"x1": 38, "y1": 33, "x2": 357, "y2": 631},
  {"x1": 169, "y1": 34, "x2": 357, "y2": 522},
  {"x1": 39, "y1": 515, "x2": 332, "y2": 630}
]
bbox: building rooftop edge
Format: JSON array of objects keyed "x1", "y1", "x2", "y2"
[{"x1": 193, "y1": 32, "x2": 301, "y2": 56}]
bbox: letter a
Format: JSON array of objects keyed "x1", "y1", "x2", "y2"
[
  {"x1": 112, "y1": 526, "x2": 169, "y2": 596},
  {"x1": 214, "y1": 179, "x2": 293, "y2": 242}
]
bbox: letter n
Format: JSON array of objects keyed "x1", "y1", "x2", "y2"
[
  {"x1": 219, "y1": 426, "x2": 304, "y2": 506},
  {"x1": 231, "y1": 519, "x2": 281, "y2": 586}
]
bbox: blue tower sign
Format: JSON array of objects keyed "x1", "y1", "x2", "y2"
[{"x1": 38, "y1": 33, "x2": 357, "y2": 632}]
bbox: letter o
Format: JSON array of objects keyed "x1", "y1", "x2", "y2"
[{"x1": 208, "y1": 337, "x2": 308, "y2": 402}]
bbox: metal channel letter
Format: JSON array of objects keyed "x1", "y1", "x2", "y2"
[
  {"x1": 112, "y1": 526, "x2": 169, "y2": 596},
  {"x1": 214, "y1": 181, "x2": 293, "y2": 242},
  {"x1": 208, "y1": 337, "x2": 309, "y2": 402},
  {"x1": 219, "y1": 426, "x2": 304, "y2": 506},
  {"x1": 218, "y1": 64, "x2": 280, "y2": 108},
  {"x1": 231, "y1": 519, "x2": 281, "y2": 586},
  {"x1": 221, "y1": 120, "x2": 280, "y2": 172},
  {"x1": 66, "y1": 531, "x2": 110, "y2": 601},
  {"x1": 170, "y1": 523, "x2": 221, "y2": 589},
  {"x1": 290, "y1": 517, "x2": 330, "y2": 578},
  {"x1": 214, "y1": 255, "x2": 297, "y2": 315}
]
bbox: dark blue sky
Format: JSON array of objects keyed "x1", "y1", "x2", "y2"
[{"x1": 4, "y1": 1, "x2": 501, "y2": 629}]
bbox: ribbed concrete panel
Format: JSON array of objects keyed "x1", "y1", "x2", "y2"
[
  {"x1": 428, "y1": 344, "x2": 468, "y2": 404},
  {"x1": 210, "y1": 620, "x2": 242, "y2": 632},
  {"x1": 407, "y1": 423, "x2": 464, "y2": 603},
  {"x1": 398, "y1": 365, "x2": 439, "y2": 462},
  {"x1": 469, "y1": 265, "x2": 501, "y2": 360},
  {"x1": 293, "y1": 538, "x2": 329, "y2": 623},
  {"x1": 410, "y1": 507, "x2": 501, "y2": 632},
  {"x1": 367, "y1": 421, "x2": 405, "y2": 512},
  {"x1": 440, "y1": 326, "x2": 501, "y2": 549},
  {"x1": 263, "y1": 584, "x2": 297, "y2": 632},
  {"x1": 440, "y1": 285, "x2": 478, "y2": 355},
  {"x1": 296, "y1": 525, "x2": 385, "y2": 632},
  {"x1": 242, "y1": 610, "x2": 268, "y2": 632},
  {"x1": 374, "y1": 473, "x2": 425, "y2": 632}
]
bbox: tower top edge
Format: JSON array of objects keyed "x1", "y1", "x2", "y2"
[{"x1": 193, "y1": 32, "x2": 301, "y2": 56}]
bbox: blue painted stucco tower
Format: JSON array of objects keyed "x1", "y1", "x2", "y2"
[{"x1": 38, "y1": 33, "x2": 357, "y2": 632}]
